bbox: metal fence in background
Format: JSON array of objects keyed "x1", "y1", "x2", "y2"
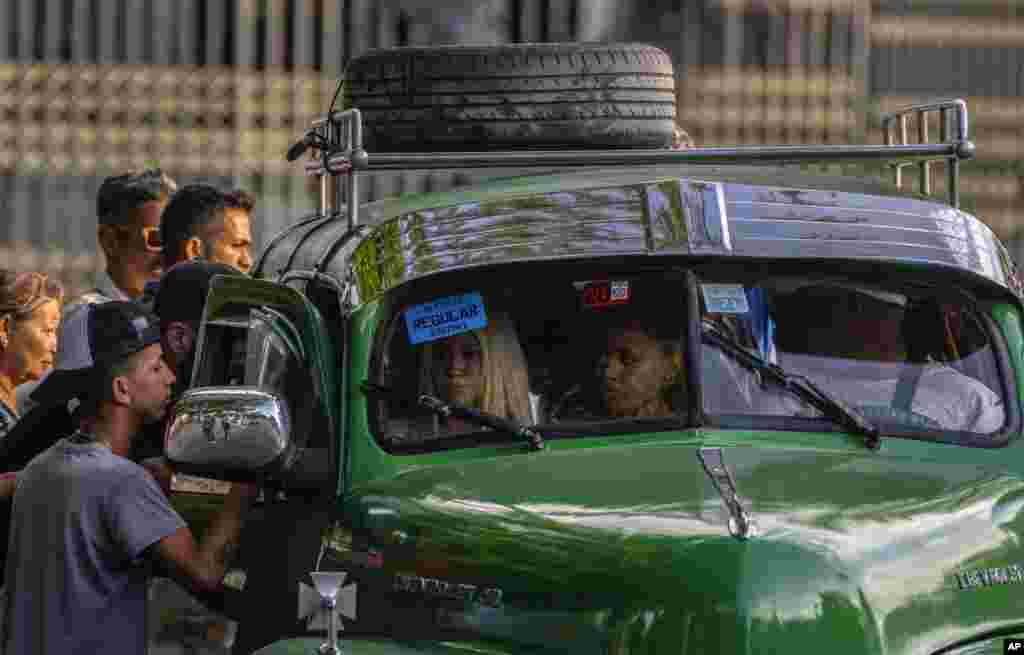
[{"x1": 1, "y1": 0, "x2": 1022, "y2": 295}]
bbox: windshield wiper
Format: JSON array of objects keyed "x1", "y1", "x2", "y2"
[
  {"x1": 360, "y1": 381, "x2": 545, "y2": 451},
  {"x1": 702, "y1": 324, "x2": 880, "y2": 450}
]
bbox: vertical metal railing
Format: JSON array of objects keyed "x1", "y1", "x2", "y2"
[{"x1": 882, "y1": 99, "x2": 969, "y2": 208}]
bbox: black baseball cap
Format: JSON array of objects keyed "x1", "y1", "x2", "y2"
[
  {"x1": 31, "y1": 301, "x2": 162, "y2": 407},
  {"x1": 153, "y1": 260, "x2": 242, "y2": 324}
]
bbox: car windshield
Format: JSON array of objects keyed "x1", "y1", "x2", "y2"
[
  {"x1": 701, "y1": 277, "x2": 1007, "y2": 436},
  {"x1": 369, "y1": 266, "x2": 1008, "y2": 452}
]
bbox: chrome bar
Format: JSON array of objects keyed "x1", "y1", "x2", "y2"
[
  {"x1": 324, "y1": 108, "x2": 363, "y2": 229},
  {"x1": 346, "y1": 173, "x2": 358, "y2": 229},
  {"x1": 941, "y1": 107, "x2": 958, "y2": 208},
  {"x1": 333, "y1": 174, "x2": 344, "y2": 216},
  {"x1": 883, "y1": 118, "x2": 897, "y2": 188},
  {"x1": 296, "y1": 98, "x2": 975, "y2": 217},
  {"x1": 918, "y1": 112, "x2": 930, "y2": 196},
  {"x1": 882, "y1": 98, "x2": 969, "y2": 142},
  {"x1": 318, "y1": 175, "x2": 328, "y2": 215},
  {"x1": 330, "y1": 108, "x2": 363, "y2": 151},
  {"x1": 320, "y1": 142, "x2": 973, "y2": 173},
  {"x1": 896, "y1": 115, "x2": 908, "y2": 188},
  {"x1": 880, "y1": 98, "x2": 970, "y2": 206}
]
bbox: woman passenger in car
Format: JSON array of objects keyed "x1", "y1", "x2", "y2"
[
  {"x1": 601, "y1": 317, "x2": 684, "y2": 418},
  {"x1": 421, "y1": 311, "x2": 534, "y2": 433}
]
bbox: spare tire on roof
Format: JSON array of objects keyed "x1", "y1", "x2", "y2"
[{"x1": 341, "y1": 42, "x2": 677, "y2": 151}]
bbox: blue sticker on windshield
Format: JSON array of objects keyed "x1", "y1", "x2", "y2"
[{"x1": 405, "y1": 292, "x2": 488, "y2": 345}]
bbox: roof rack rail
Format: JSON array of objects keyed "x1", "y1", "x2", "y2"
[
  {"x1": 881, "y1": 98, "x2": 970, "y2": 209},
  {"x1": 293, "y1": 99, "x2": 975, "y2": 230}
]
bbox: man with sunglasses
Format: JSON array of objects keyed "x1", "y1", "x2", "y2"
[
  {"x1": 15, "y1": 169, "x2": 177, "y2": 416},
  {"x1": 92, "y1": 168, "x2": 177, "y2": 303}
]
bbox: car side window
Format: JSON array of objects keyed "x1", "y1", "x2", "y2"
[{"x1": 194, "y1": 309, "x2": 323, "y2": 453}]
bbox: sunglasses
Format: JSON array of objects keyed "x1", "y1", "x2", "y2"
[{"x1": 114, "y1": 225, "x2": 163, "y2": 252}]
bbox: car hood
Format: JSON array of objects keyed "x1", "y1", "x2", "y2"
[{"x1": 324, "y1": 436, "x2": 1024, "y2": 654}]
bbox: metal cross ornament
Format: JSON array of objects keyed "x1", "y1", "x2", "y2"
[{"x1": 298, "y1": 571, "x2": 358, "y2": 654}]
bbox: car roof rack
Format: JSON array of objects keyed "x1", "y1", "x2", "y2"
[{"x1": 292, "y1": 98, "x2": 973, "y2": 231}]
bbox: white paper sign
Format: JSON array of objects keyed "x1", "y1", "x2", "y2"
[{"x1": 701, "y1": 284, "x2": 750, "y2": 314}]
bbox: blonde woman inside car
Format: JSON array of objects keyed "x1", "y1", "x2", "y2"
[
  {"x1": 401, "y1": 309, "x2": 536, "y2": 442},
  {"x1": 418, "y1": 311, "x2": 534, "y2": 436}
]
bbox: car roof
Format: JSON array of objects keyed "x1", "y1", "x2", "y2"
[{"x1": 255, "y1": 164, "x2": 1021, "y2": 306}]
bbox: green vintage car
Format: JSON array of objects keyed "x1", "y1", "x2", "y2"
[{"x1": 166, "y1": 44, "x2": 1024, "y2": 655}]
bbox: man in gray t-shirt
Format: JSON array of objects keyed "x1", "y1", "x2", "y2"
[
  {"x1": 2, "y1": 301, "x2": 254, "y2": 655},
  {"x1": 6, "y1": 439, "x2": 184, "y2": 654}
]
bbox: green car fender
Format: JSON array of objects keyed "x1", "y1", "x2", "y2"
[{"x1": 252, "y1": 638, "x2": 530, "y2": 655}]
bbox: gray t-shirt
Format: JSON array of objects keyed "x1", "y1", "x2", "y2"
[{"x1": 2, "y1": 438, "x2": 186, "y2": 655}]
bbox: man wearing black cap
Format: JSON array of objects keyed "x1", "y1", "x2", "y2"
[
  {"x1": 2, "y1": 302, "x2": 254, "y2": 655},
  {"x1": 131, "y1": 260, "x2": 244, "y2": 465},
  {"x1": 142, "y1": 261, "x2": 247, "y2": 655},
  {"x1": 156, "y1": 261, "x2": 242, "y2": 387}
]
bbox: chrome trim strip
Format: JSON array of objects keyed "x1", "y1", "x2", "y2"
[
  {"x1": 729, "y1": 219, "x2": 964, "y2": 236},
  {"x1": 713, "y1": 183, "x2": 731, "y2": 252},
  {"x1": 729, "y1": 201, "x2": 965, "y2": 220}
]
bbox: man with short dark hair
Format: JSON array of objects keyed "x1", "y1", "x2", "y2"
[
  {"x1": 2, "y1": 302, "x2": 254, "y2": 655},
  {"x1": 132, "y1": 260, "x2": 244, "y2": 463},
  {"x1": 16, "y1": 169, "x2": 177, "y2": 414},
  {"x1": 161, "y1": 185, "x2": 253, "y2": 274},
  {"x1": 144, "y1": 259, "x2": 249, "y2": 655},
  {"x1": 93, "y1": 169, "x2": 177, "y2": 302},
  {"x1": 219, "y1": 189, "x2": 255, "y2": 274},
  {"x1": 155, "y1": 259, "x2": 241, "y2": 380}
]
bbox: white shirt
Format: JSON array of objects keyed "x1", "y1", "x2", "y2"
[{"x1": 778, "y1": 353, "x2": 1005, "y2": 434}]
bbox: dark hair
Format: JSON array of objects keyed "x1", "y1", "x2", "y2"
[
  {"x1": 598, "y1": 286, "x2": 686, "y2": 358},
  {"x1": 160, "y1": 184, "x2": 227, "y2": 266},
  {"x1": 609, "y1": 314, "x2": 684, "y2": 358},
  {"x1": 153, "y1": 260, "x2": 243, "y2": 324},
  {"x1": 96, "y1": 169, "x2": 177, "y2": 227},
  {"x1": 223, "y1": 188, "x2": 255, "y2": 213},
  {"x1": 77, "y1": 350, "x2": 145, "y2": 417}
]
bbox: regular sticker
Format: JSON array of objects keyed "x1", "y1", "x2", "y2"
[
  {"x1": 701, "y1": 284, "x2": 750, "y2": 314},
  {"x1": 405, "y1": 292, "x2": 488, "y2": 345}
]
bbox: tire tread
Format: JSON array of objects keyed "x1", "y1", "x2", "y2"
[{"x1": 342, "y1": 43, "x2": 677, "y2": 151}]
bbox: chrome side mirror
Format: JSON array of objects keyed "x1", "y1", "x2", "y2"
[{"x1": 166, "y1": 387, "x2": 293, "y2": 476}]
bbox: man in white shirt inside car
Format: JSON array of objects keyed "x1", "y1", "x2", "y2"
[{"x1": 775, "y1": 283, "x2": 1004, "y2": 434}]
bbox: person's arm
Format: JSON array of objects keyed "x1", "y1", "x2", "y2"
[
  {"x1": 0, "y1": 471, "x2": 17, "y2": 499},
  {"x1": 150, "y1": 482, "x2": 258, "y2": 595},
  {"x1": 139, "y1": 456, "x2": 175, "y2": 496}
]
